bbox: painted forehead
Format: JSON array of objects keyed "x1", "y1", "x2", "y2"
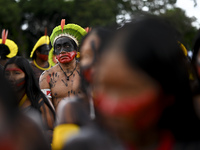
[
  {"x1": 54, "y1": 36, "x2": 76, "y2": 46},
  {"x1": 5, "y1": 68, "x2": 23, "y2": 72},
  {"x1": 37, "y1": 44, "x2": 51, "y2": 52}
]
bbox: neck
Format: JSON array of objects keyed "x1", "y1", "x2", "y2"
[
  {"x1": 17, "y1": 88, "x2": 26, "y2": 103},
  {"x1": 35, "y1": 57, "x2": 48, "y2": 68},
  {"x1": 59, "y1": 58, "x2": 76, "y2": 71}
]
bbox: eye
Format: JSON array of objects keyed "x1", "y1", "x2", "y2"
[
  {"x1": 4, "y1": 71, "x2": 10, "y2": 76},
  {"x1": 55, "y1": 45, "x2": 61, "y2": 50},
  {"x1": 64, "y1": 44, "x2": 70, "y2": 48},
  {"x1": 14, "y1": 71, "x2": 21, "y2": 75}
]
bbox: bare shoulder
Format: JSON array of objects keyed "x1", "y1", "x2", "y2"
[
  {"x1": 40, "y1": 66, "x2": 55, "y2": 78},
  {"x1": 39, "y1": 66, "x2": 55, "y2": 88},
  {"x1": 39, "y1": 65, "x2": 59, "y2": 82}
]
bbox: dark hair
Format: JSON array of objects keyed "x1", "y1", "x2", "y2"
[
  {"x1": 192, "y1": 31, "x2": 200, "y2": 64},
  {"x1": 0, "y1": 44, "x2": 10, "y2": 59},
  {"x1": 105, "y1": 16, "x2": 200, "y2": 142},
  {"x1": 0, "y1": 67, "x2": 18, "y2": 123},
  {"x1": 81, "y1": 27, "x2": 112, "y2": 55},
  {"x1": 4, "y1": 56, "x2": 55, "y2": 117}
]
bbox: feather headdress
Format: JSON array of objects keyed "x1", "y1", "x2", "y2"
[
  {"x1": 30, "y1": 28, "x2": 50, "y2": 58},
  {"x1": 0, "y1": 29, "x2": 18, "y2": 58},
  {"x1": 50, "y1": 19, "x2": 87, "y2": 47}
]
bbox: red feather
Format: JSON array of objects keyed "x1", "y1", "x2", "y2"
[
  {"x1": 44, "y1": 27, "x2": 47, "y2": 36},
  {"x1": 2, "y1": 29, "x2": 8, "y2": 44},
  {"x1": 85, "y1": 27, "x2": 92, "y2": 33},
  {"x1": 61, "y1": 19, "x2": 65, "y2": 32}
]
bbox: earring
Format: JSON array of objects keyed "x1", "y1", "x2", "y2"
[{"x1": 76, "y1": 52, "x2": 80, "y2": 58}]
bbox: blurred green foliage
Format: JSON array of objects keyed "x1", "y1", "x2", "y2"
[{"x1": 0, "y1": 0, "x2": 198, "y2": 57}]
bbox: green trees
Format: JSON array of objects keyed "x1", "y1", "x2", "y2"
[{"x1": 0, "y1": 0, "x2": 198, "y2": 56}]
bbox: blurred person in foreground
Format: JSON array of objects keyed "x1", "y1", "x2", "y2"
[
  {"x1": 0, "y1": 29, "x2": 18, "y2": 67},
  {"x1": 64, "y1": 16, "x2": 200, "y2": 150},
  {"x1": 30, "y1": 30, "x2": 52, "y2": 83},
  {"x1": 51, "y1": 27, "x2": 112, "y2": 149},
  {"x1": 4, "y1": 56, "x2": 55, "y2": 143},
  {"x1": 39, "y1": 19, "x2": 87, "y2": 111},
  {"x1": 0, "y1": 68, "x2": 51, "y2": 150},
  {"x1": 190, "y1": 31, "x2": 200, "y2": 120}
]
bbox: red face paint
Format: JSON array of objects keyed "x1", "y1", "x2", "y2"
[
  {"x1": 5, "y1": 68, "x2": 23, "y2": 72},
  {"x1": 38, "y1": 54, "x2": 48, "y2": 61},
  {"x1": 9, "y1": 77, "x2": 26, "y2": 92},
  {"x1": 16, "y1": 80, "x2": 25, "y2": 87},
  {"x1": 56, "y1": 51, "x2": 76, "y2": 64},
  {"x1": 94, "y1": 90, "x2": 164, "y2": 130},
  {"x1": 82, "y1": 68, "x2": 92, "y2": 83}
]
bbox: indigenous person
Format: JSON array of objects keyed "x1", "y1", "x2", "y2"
[
  {"x1": 51, "y1": 27, "x2": 111, "y2": 149},
  {"x1": 30, "y1": 32, "x2": 51, "y2": 82},
  {"x1": 39, "y1": 19, "x2": 87, "y2": 111},
  {"x1": 0, "y1": 29, "x2": 18, "y2": 67},
  {"x1": 64, "y1": 17, "x2": 200, "y2": 149},
  {"x1": 0, "y1": 68, "x2": 51, "y2": 150},
  {"x1": 48, "y1": 47, "x2": 58, "y2": 67},
  {"x1": 4, "y1": 56, "x2": 55, "y2": 142}
]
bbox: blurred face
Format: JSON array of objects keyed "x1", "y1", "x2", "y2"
[
  {"x1": 94, "y1": 50, "x2": 165, "y2": 140},
  {"x1": 196, "y1": 49, "x2": 200, "y2": 77},
  {"x1": 36, "y1": 44, "x2": 50, "y2": 61},
  {"x1": 4, "y1": 64, "x2": 25, "y2": 92},
  {"x1": 54, "y1": 37, "x2": 76, "y2": 64},
  {"x1": 80, "y1": 33, "x2": 100, "y2": 83}
]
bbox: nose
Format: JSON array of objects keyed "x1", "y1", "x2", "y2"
[{"x1": 60, "y1": 49, "x2": 67, "y2": 54}]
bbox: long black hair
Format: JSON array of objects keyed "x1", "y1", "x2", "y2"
[
  {"x1": 104, "y1": 16, "x2": 200, "y2": 142},
  {"x1": 4, "y1": 56, "x2": 55, "y2": 117}
]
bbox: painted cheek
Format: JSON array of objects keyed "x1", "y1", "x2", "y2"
[
  {"x1": 56, "y1": 51, "x2": 76, "y2": 64},
  {"x1": 16, "y1": 80, "x2": 25, "y2": 87},
  {"x1": 38, "y1": 54, "x2": 48, "y2": 61},
  {"x1": 94, "y1": 90, "x2": 163, "y2": 130}
]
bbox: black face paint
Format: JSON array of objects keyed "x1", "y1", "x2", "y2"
[
  {"x1": 54, "y1": 37, "x2": 76, "y2": 55},
  {"x1": 37, "y1": 44, "x2": 51, "y2": 55},
  {"x1": 10, "y1": 77, "x2": 26, "y2": 92}
]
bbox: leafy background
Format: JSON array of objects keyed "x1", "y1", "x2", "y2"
[{"x1": 0, "y1": 0, "x2": 198, "y2": 58}]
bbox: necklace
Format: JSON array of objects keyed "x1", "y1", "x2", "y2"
[
  {"x1": 33, "y1": 60, "x2": 51, "y2": 71},
  {"x1": 19, "y1": 94, "x2": 27, "y2": 107},
  {"x1": 58, "y1": 62, "x2": 77, "y2": 81}
]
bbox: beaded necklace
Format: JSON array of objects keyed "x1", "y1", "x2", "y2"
[{"x1": 58, "y1": 62, "x2": 77, "y2": 81}]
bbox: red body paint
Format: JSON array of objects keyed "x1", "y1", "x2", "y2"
[
  {"x1": 56, "y1": 51, "x2": 76, "y2": 64},
  {"x1": 47, "y1": 75, "x2": 51, "y2": 83}
]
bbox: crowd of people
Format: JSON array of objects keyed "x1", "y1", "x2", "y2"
[{"x1": 1, "y1": 15, "x2": 200, "y2": 149}]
